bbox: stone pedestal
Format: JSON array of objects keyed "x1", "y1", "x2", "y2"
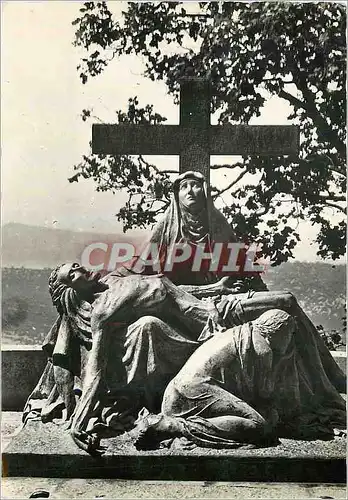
[{"x1": 3, "y1": 420, "x2": 346, "y2": 483}]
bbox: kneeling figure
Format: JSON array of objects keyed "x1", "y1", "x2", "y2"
[{"x1": 136, "y1": 309, "x2": 346, "y2": 449}]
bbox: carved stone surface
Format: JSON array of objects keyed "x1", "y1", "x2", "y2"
[
  {"x1": 1, "y1": 348, "x2": 346, "y2": 411},
  {"x1": 92, "y1": 77, "x2": 299, "y2": 185},
  {"x1": 3, "y1": 419, "x2": 346, "y2": 482},
  {"x1": 17, "y1": 171, "x2": 346, "y2": 466}
]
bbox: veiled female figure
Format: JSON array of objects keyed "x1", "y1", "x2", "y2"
[
  {"x1": 135, "y1": 310, "x2": 346, "y2": 450},
  {"x1": 23, "y1": 172, "x2": 345, "y2": 455},
  {"x1": 110, "y1": 170, "x2": 345, "y2": 394},
  {"x1": 112, "y1": 170, "x2": 266, "y2": 292}
]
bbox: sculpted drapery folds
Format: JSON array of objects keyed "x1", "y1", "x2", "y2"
[
  {"x1": 23, "y1": 172, "x2": 345, "y2": 454},
  {"x1": 23, "y1": 261, "x2": 346, "y2": 453},
  {"x1": 114, "y1": 171, "x2": 268, "y2": 292},
  {"x1": 135, "y1": 310, "x2": 346, "y2": 450},
  {"x1": 24, "y1": 264, "x2": 215, "y2": 452}
]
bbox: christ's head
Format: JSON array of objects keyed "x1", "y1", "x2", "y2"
[
  {"x1": 56, "y1": 263, "x2": 101, "y2": 294},
  {"x1": 48, "y1": 262, "x2": 103, "y2": 312}
]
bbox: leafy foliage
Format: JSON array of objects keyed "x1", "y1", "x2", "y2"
[
  {"x1": 71, "y1": 99, "x2": 173, "y2": 231},
  {"x1": 71, "y1": 2, "x2": 346, "y2": 264},
  {"x1": 316, "y1": 325, "x2": 344, "y2": 351}
]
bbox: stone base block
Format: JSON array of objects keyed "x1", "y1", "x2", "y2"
[{"x1": 3, "y1": 421, "x2": 346, "y2": 483}]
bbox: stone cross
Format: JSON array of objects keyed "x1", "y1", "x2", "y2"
[{"x1": 92, "y1": 77, "x2": 299, "y2": 186}]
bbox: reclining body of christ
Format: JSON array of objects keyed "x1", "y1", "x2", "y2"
[
  {"x1": 24, "y1": 261, "x2": 345, "y2": 454},
  {"x1": 23, "y1": 171, "x2": 345, "y2": 454}
]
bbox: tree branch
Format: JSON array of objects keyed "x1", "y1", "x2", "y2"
[
  {"x1": 319, "y1": 153, "x2": 346, "y2": 177},
  {"x1": 321, "y1": 195, "x2": 346, "y2": 202},
  {"x1": 282, "y1": 66, "x2": 346, "y2": 159},
  {"x1": 302, "y1": 89, "x2": 345, "y2": 159},
  {"x1": 212, "y1": 168, "x2": 248, "y2": 198},
  {"x1": 210, "y1": 162, "x2": 245, "y2": 170},
  {"x1": 278, "y1": 88, "x2": 305, "y2": 110},
  {"x1": 324, "y1": 164, "x2": 346, "y2": 178},
  {"x1": 323, "y1": 201, "x2": 346, "y2": 213}
]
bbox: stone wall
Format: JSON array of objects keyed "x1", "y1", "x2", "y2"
[
  {"x1": 1, "y1": 347, "x2": 346, "y2": 411},
  {"x1": 2, "y1": 346, "x2": 46, "y2": 410}
]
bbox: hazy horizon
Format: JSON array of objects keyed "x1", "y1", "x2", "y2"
[
  {"x1": 2, "y1": 221, "x2": 346, "y2": 268},
  {"x1": 2, "y1": 2, "x2": 346, "y2": 264}
]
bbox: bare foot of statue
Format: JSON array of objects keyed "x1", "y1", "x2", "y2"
[
  {"x1": 57, "y1": 418, "x2": 72, "y2": 431},
  {"x1": 134, "y1": 413, "x2": 185, "y2": 450},
  {"x1": 334, "y1": 428, "x2": 347, "y2": 438},
  {"x1": 71, "y1": 429, "x2": 106, "y2": 456},
  {"x1": 171, "y1": 436, "x2": 196, "y2": 451}
]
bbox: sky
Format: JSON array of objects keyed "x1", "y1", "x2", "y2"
[{"x1": 1, "y1": 1, "x2": 344, "y2": 261}]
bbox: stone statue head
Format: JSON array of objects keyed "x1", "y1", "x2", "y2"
[
  {"x1": 253, "y1": 309, "x2": 296, "y2": 355},
  {"x1": 48, "y1": 262, "x2": 101, "y2": 312},
  {"x1": 174, "y1": 171, "x2": 207, "y2": 212}
]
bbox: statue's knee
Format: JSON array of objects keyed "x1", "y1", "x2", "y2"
[
  {"x1": 135, "y1": 316, "x2": 159, "y2": 329},
  {"x1": 129, "y1": 316, "x2": 161, "y2": 337},
  {"x1": 281, "y1": 292, "x2": 297, "y2": 312}
]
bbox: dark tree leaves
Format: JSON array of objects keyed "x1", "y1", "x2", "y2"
[{"x1": 72, "y1": 1, "x2": 346, "y2": 263}]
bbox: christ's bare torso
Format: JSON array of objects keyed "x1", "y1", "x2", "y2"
[{"x1": 93, "y1": 274, "x2": 215, "y2": 339}]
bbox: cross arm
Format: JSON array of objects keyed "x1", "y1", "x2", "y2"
[
  {"x1": 92, "y1": 124, "x2": 183, "y2": 155},
  {"x1": 210, "y1": 125, "x2": 299, "y2": 156},
  {"x1": 92, "y1": 124, "x2": 299, "y2": 156}
]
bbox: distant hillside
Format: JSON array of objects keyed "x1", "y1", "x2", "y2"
[
  {"x1": 2, "y1": 262, "x2": 346, "y2": 346},
  {"x1": 2, "y1": 223, "x2": 142, "y2": 268},
  {"x1": 2, "y1": 268, "x2": 56, "y2": 345},
  {"x1": 264, "y1": 261, "x2": 346, "y2": 332}
]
